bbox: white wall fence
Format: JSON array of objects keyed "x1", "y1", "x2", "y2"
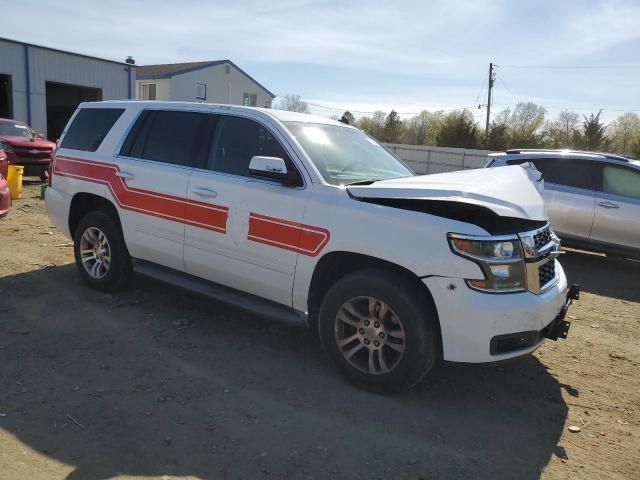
[{"x1": 384, "y1": 143, "x2": 492, "y2": 174}]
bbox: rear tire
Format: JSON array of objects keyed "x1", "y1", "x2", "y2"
[
  {"x1": 318, "y1": 269, "x2": 440, "y2": 393},
  {"x1": 73, "y1": 210, "x2": 131, "y2": 291}
]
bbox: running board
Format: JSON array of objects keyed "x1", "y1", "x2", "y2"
[{"x1": 131, "y1": 259, "x2": 307, "y2": 327}]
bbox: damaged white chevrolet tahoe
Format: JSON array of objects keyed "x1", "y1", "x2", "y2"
[{"x1": 46, "y1": 102, "x2": 579, "y2": 392}]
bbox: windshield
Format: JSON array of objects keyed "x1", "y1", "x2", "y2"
[
  {"x1": 284, "y1": 122, "x2": 414, "y2": 185},
  {"x1": 0, "y1": 121, "x2": 33, "y2": 138}
]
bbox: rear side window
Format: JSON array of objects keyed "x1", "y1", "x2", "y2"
[
  {"x1": 208, "y1": 115, "x2": 300, "y2": 184},
  {"x1": 120, "y1": 110, "x2": 212, "y2": 167},
  {"x1": 529, "y1": 158, "x2": 596, "y2": 190},
  {"x1": 61, "y1": 108, "x2": 124, "y2": 151},
  {"x1": 602, "y1": 166, "x2": 640, "y2": 199}
]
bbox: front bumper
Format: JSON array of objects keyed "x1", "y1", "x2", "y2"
[
  {"x1": 423, "y1": 260, "x2": 576, "y2": 363},
  {"x1": 489, "y1": 283, "x2": 579, "y2": 355}
]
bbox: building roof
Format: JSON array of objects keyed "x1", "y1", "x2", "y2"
[
  {"x1": 136, "y1": 61, "x2": 220, "y2": 78},
  {"x1": 0, "y1": 36, "x2": 134, "y2": 67},
  {"x1": 136, "y1": 60, "x2": 276, "y2": 98}
]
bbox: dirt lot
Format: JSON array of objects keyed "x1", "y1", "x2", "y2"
[{"x1": 1, "y1": 182, "x2": 639, "y2": 480}]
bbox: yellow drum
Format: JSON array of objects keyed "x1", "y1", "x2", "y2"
[{"x1": 7, "y1": 165, "x2": 24, "y2": 200}]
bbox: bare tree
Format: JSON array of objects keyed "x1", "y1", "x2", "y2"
[
  {"x1": 543, "y1": 110, "x2": 581, "y2": 148},
  {"x1": 608, "y1": 113, "x2": 640, "y2": 154},
  {"x1": 273, "y1": 94, "x2": 309, "y2": 113},
  {"x1": 509, "y1": 102, "x2": 546, "y2": 147}
]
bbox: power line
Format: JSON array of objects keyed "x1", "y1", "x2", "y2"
[
  {"x1": 471, "y1": 72, "x2": 488, "y2": 109},
  {"x1": 302, "y1": 100, "x2": 478, "y2": 116},
  {"x1": 495, "y1": 64, "x2": 640, "y2": 69},
  {"x1": 495, "y1": 75, "x2": 519, "y2": 106},
  {"x1": 300, "y1": 99, "x2": 640, "y2": 116},
  {"x1": 491, "y1": 102, "x2": 640, "y2": 113}
]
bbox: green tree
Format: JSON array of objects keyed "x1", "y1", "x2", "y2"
[
  {"x1": 273, "y1": 94, "x2": 309, "y2": 113},
  {"x1": 509, "y1": 102, "x2": 546, "y2": 147},
  {"x1": 582, "y1": 110, "x2": 608, "y2": 151},
  {"x1": 355, "y1": 111, "x2": 386, "y2": 140},
  {"x1": 436, "y1": 110, "x2": 480, "y2": 149},
  {"x1": 382, "y1": 110, "x2": 403, "y2": 143},
  {"x1": 401, "y1": 110, "x2": 443, "y2": 145},
  {"x1": 486, "y1": 108, "x2": 511, "y2": 151},
  {"x1": 339, "y1": 111, "x2": 355, "y2": 125}
]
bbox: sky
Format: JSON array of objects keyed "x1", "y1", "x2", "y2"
[{"x1": 4, "y1": 0, "x2": 640, "y2": 123}]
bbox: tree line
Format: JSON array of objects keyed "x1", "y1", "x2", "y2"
[{"x1": 274, "y1": 94, "x2": 640, "y2": 157}]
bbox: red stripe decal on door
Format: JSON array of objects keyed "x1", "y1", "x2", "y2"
[
  {"x1": 54, "y1": 156, "x2": 228, "y2": 233},
  {"x1": 248, "y1": 212, "x2": 330, "y2": 257}
]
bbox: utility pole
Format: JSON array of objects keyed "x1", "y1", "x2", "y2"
[{"x1": 485, "y1": 62, "x2": 495, "y2": 139}]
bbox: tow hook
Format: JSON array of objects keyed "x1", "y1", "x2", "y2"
[
  {"x1": 568, "y1": 284, "x2": 580, "y2": 301},
  {"x1": 543, "y1": 284, "x2": 580, "y2": 341}
]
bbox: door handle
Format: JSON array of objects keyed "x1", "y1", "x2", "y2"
[
  {"x1": 192, "y1": 187, "x2": 218, "y2": 199},
  {"x1": 115, "y1": 171, "x2": 135, "y2": 180},
  {"x1": 597, "y1": 201, "x2": 620, "y2": 209}
]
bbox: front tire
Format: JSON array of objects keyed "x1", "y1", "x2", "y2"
[
  {"x1": 318, "y1": 269, "x2": 440, "y2": 393},
  {"x1": 73, "y1": 210, "x2": 131, "y2": 291}
]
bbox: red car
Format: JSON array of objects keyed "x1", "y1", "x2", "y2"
[
  {"x1": 0, "y1": 148, "x2": 10, "y2": 217},
  {"x1": 0, "y1": 146, "x2": 7, "y2": 180},
  {"x1": 0, "y1": 118, "x2": 55, "y2": 180},
  {"x1": 0, "y1": 174, "x2": 10, "y2": 218}
]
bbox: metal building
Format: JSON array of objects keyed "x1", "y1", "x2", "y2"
[{"x1": 0, "y1": 37, "x2": 135, "y2": 140}]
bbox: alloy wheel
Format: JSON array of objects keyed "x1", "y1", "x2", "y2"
[
  {"x1": 79, "y1": 226, "x2": 111, "y2": 279},
  {"x1": 334, "y1": 296, "x2": 406, "y2": 375}
]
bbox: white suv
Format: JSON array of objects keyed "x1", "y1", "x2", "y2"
[{"x1": 46, "y1": 102, "x2": 578, "y2": 392}]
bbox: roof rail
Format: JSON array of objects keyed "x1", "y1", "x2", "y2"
[{"x1": 504, "y1": 148, "x2": 633, "y2": 162}]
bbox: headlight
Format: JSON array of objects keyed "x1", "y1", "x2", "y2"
[
  {"x1": 0, "y1": 142, "x2": 13, "y2": 153},
  {"x1": 448, "y1": 233, "x2": 526, "y2": 293}
]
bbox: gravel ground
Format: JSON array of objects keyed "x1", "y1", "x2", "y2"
[{"x1": 0, "y1": 182, "x2": 638, "y2": 480}]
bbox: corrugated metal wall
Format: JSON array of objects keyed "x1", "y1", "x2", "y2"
[
  {"x1": 0, "y1": 40, "x2": 29, "y2": 122},
  {"x1": 384, "y1": 143, "x2": 491, "y2": 174},
  {"x1": 0, "y1": 38, "x2": 135, "y2": 136}
]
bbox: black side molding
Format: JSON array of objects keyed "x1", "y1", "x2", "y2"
[{"x1": 132, "y1": 259, "x2": 308, "y2": 327}]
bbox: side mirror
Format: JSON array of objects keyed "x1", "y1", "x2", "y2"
[{"x1": 249, "y1": 156, "x2": 289, "y2": 182}]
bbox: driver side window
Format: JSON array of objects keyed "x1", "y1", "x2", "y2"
[{"x1": 208, "y1": 116, "x2": 301, "y2": 186}]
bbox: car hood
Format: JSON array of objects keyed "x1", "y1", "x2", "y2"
[
  {"x1": 347, "y1": 165, "x2": 546, "y2": 220},
  {"x1": 0, "y1": 135, "x2": 55, "y2": 149}
]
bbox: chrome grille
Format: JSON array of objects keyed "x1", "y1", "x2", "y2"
[
  {"x1": 519, "y1": 223, "x2": 560, "y2": 294},
  {"x1": 538, "y1": 260, "x2": 556, "y2": 287},
  {"x1": 533, "y1": 228, "x2": 552, "y2": 250}
]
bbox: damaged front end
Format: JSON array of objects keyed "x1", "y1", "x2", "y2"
[
  {"x1": 347, "y1": 166, "x2": 564, "y2": 294},
  {"x1": 447, "y1": 224, "x2": 562, "y2": 294}
]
